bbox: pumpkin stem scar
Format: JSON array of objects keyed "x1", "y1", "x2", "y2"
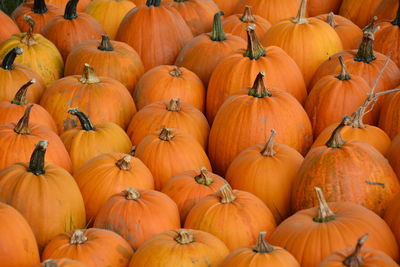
[{"x1": 365, "y1": 181, "x2": 385, "y2": 188}]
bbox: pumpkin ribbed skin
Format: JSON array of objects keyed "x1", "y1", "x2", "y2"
[
  {"x1": 241, "y1": 0, "x2": 301, "y2": 24},
  {"x1": 213, "y1": 0, "x2": 244, "y2": 16},
  {"x1": 45, "y1": 0, "x2": 91, "y2": 11},
  {"x1": 128, "y1": 229, "x2": 230, "y2": 266},
  {"x1": 307, "y1": 0, "x2": 342, "y2": 16},
  {"x1": 374, "y1": 0, "x2": 399, "y2": 22},
  {"x1": 375, "y1": 20, "x2": 400, "y2": 67},
  {"x1": 74, "y1": 152, "x2": 154, "y2": 222},
  {"x1": 0, "y1": 10, "x2": 20, "y2": 43},
  {"x1": 384, "y1": 193, "x2": 400, "y2": 245},
  {"x1": 38, "y1": 259, "x2": 86, "y2": 267},
  {"x1": 379, "y1": 89, "x2": 400, "y2": 138},
  {"x1": 94, "y1": 188, "x2": 180, "y2": 249},
  {"x1": 42, "y1": 229, "x2": 133, "y2": 267},
  {"x1": 387, "y1": 135, "x2": 400, "y2": 177},
  {"x1": 339, "y1": 0, "x2": 383, "y2": 28},
  {"x1": 0, "y1": 202, "x2": 40, "y2": 266}
]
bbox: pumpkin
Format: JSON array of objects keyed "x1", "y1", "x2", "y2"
[
  {"x1": 241, "y1": 0, "x2": 302, "y2": 24},
  {"x1": 116, "y1": 0, "x2": 193, "y2": 71},
  {"x1": 206, "y1": 25, "x2": 307, "y2": 124},
  {"x1": 0, "y1": 79, "x2": 58, "y2": 133},
  {"x1": 0, "y1": 105, "x2": 71, "y2": 172},
  {"x1": 379, "y1": 86, "x2": 400, "y2": 138},
  {"x1": 0, "y1": 140, "x2": 85, "y2": 250},
  {"x1": 318, "y1": 234, "x2": 399, "y2": 267},
  {"x1": 185, "y1": 184, "x2": 276, "y2": 251},
  {"x1": 270, "y1": 187, "x2": 399, "y2": 267},
  {"x1": 307, "y1": 0, "x2": 342, "y2": 16},
  {"x1": 45, "y1": 0, "x2": 91, "y2": 11},
  {"x1": 0, "y1": 16, "x2": 64, "y2": 85},
  {"x1": 12, "y1": 0, "x2": 63, "y2": 33},
  {"x1": 42, "y1": 228, "x2": 133, "y2": 266},
  {"x1": 129, "y1": 229, "x2": 229, "y2": 266},
  {"x1": 387, "y1": 135, "x2": 400, "y2": 177},
  {"x1": 0, "y1": 202, "x2": 40, "y2": 266},
  {"x1": 64, "y1": 35, "x2": 144, "y2": 95},
  {"x1": 315, "y1": 12, "x2": 362, "y2": 50},
  {"x1": 0, "y1": 10, "x2": 20, "y2": 43},
  {"x1": 339, "y1": 0, "x2": 383, "y2": 28},
  {"x1": 161, "y1": 167, "x2": 227, "y2": 224},
  {"x1": 135, "y1": 127, "x2": 211, "y2": 190},
  {"x1": 134, "y1": 65, "x2": 205, "y2": 111},
  {"x1": 305, "y1": 56, "x2": 372, "y2": 137},
  {"x1": 41, "y1": 0, "x2": 105, "y2": 61},
  {"x1": 40, "y1": 64, "x2": 136, "y2": 134},
  {"x1": 212, "y1": 0, "x2": 244, "y2": 16},
  {"x1": 74, "y1": 152, "x2": 154, "y2": 222},
  {"x1": 0, "y1": 47, "x2": 46, "y2": 103},
  {"x1": 60, "y1": 108, "x2": 132, "y2": 172},
  {"x1": 175, "y1": 11, "x2": 246, "y2": 85},
  {"x1": 127, "y1": 98, "x2": 209, "y2": 148},
  {"x1": 222, "y1": 6, "x2": 271, "y2": 42},
  {"x1": 85, "y1": 0, "x2": 136, "y2": 39},
  {"x1": 166, "y1": 0, "x2": 219, "y2": 36},
  {"x1": 374, "y1": 0, "x2": 399, "y2": 22},
  {"x1": 220, "y1": 232, "x2": 300, "y2": 267},
  {"x1": 39, "y1": 259, "x2": 86, "y2": 267},
  {"x1": 384, "y1": 193, "x2": 400, "y2": 244},
  {"x1": 291, "y1": 116, "x2": 400, "y2": 216},
  {"x1": 262, "y1": 0, "x2": 343, "y2": 87},
  {"x1": 226, "y1": 130, "x2": 304, "y2": 223},
  {"x1": 208, "y1": 72, "x2": 312, "y2": 175},
  {"x1": 94, "y1": 187, "x2": 180, "y2": 249}
]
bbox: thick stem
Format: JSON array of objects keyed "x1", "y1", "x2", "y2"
[
  {"x1": 194, "y1": 167, "x2": 214, "y2": 186},
  {"x1": 260, "y1": 129, "x2": 277, "y2": 156},
  {"x1": 244, "y1": 24, "x2": 266, "y2": 60},
  {"x1": 79, "y1": 64, "x2": 100, "y2": 84},
  {"x1": 43, "y1": 260, "x2": 59, "y2": 267},
  {"x1": 146, "y1": 0, "x2": 161, "y2": 7},
  {"x1": 33, "y1": 0, "x2": 48, "y2": 14},
  {"x1": 326, "y1": 12, "x2": 338, "y2": 28},
  {"x1": 14, "y1": 104, "x2": 33, "y2": 134},
  {"x1": 342, "y1": 234, "x2": 369, "y2": 267},
  {"x1": 123, "y1": 187, "x2": 141, "y2": 200},
  {"x1": 116, "y1": 155, "x2": 132, "y2": 171},
  {"x1": 350, "y1": 105, "x2": 367, "y2": 128},
  {"x1": 166, "y1": 98, "x2": 181, "y2": 111},
  {"x1": 28, "y1": 140, "x2": 48, "y2": 176},
  {"x1": 336, "y1": 56, "x2": 351, "y2": 81},
  {"x1": 292, "y1": 0, "x2": 308, "y2": 24},
  {"x1": 159, "y1": 128, "x2": 174, "y2": 141},
  {"x1": 169, "y1": 66, "x2": 182, "y2": 77},
  {"x1": 325, "y1": 116, "x2": 351, "y2": 148},
  {"x1": 11, "y1": 79, "x2": 35, "y2": 105},
  {"x1": 240, "y1": 6, "x2": 256, "y2": 23},
  {"x1": 210, "y1": 12, "x2": 226, "y2": 41},
  {"x1": 64, "y1": 0, "x2": 79, "y2": 20},
  {"x1": 174, "y1": 230, "x2": 195, "y2": 244},
  {"x1": 313, "y1": 187, "x2": 336, "y2": 223},
  {"x1": 392, "y1": 0, "x2": 400, "y2": 26},
  {"x1": 70, "y1": 230, "x2": 88, "y2": 245},
  {"x1": 68, "y1": 108, "x2": 96, "y2": 131},
  {"x1": 1, "y1": 47, "x2": 23, "y2": 70},
  {"x1": 97, "y1": 35, "x2": 114, "y2": 51},
  {"x1": 354, "y1": 17, "x2": 379, "y2": 63},
  {"x1": 219, "y1": 184, "x2": 237, "y2": 204},
  {"x1": 253, "y1": 232, "x2": 274, "y2": 253},
  {"x1": 21, "y1": 16, "x2": 38, "y2": 46},
  {"x1": 248, "y1": 72, "x2": 271, "y2": 98}
]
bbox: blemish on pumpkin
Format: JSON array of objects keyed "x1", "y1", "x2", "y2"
[
  {"x1": 365, "y1": 181, "x2": 385, "y2": 188},
  {"x1": 116, "y1": 244, "x2": 132, "y2": 259}
]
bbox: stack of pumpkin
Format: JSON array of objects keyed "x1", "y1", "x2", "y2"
[{"x1": 1, "y1": 0, "x2": 400, "y2": 266}]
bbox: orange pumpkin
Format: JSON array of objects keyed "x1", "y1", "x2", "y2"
[
  {"x1": 379, "y1": 87, "x2": 400, "y2": 138},
  {"x1": 291, "y1": 116, "x2": 400, "y2": 216},
  {"x1": 220, "y1": 232, "x2": 300, "y2": 267},
  {"x1": 175, "y1": 11, "x2": 246, "y2": 85},
  {"x1": 226, "y1": 130, "x2": 304, "y2": 223},
  {"x1": 212, "y1": 0, "x2": 244, "y2": 16},
  {"x1": 134, "y1": 65, "x2": 205, "y2": 111},
  {"x1": 0, "y1": 140, "x2": 85, "y2": 250},
  {"x1": 116, "y1": 0, "x2": 193, "y2": 71},
  {"x1": 40, "y1": 64, "x2": 136, "y2": 134},
  {"x1": 41, "y1": 0, "x2": 105, "y2": 61},
  {"x1": 135, "y1": 127, "x2": 212, "y2": 190},
  {"x1": 42, "y1": 228, "x2": 133, "y2": 266},
  {"x1": 39, "y1": 259, "x2": 86, "y2": 267},
  {"x1": 374, "y1": 0, "x2": 399, "y2": 22},
  {"x1": 339, "y1": 0, "x2": 383, "y2": 28},
  {"x1": 0, "y1": 10, "x2": 20, "y2": 43},
  {"x1": 262, "y1": 0, "x2": 343, "y2": 87},
  {"x1": 185, "y1": 184, "x2": 276, "y2": 251},
  {"x1": 45, "y1": 0, "x2": 91, "y2": 11},
  {"x1": 0, "y1": 202, "x2": 40, "y2": 266},
  {"x1": 387, "y1": 135, "x2": 400, "y2": 177},
  {"x1": 206, "y1": 25, "x2": 307, "y2": 124},
  {"x1": 161, "y1": 167, "x2": 227, "y2": 224},
  {"x1": 208, "y1": 72, "x2": 312, "y2": 175},
  {"x1": 307, "y1": 0, "x2": 343, "y2": 16},
  {"x1": 128, "y1": 229, "x2": 230, "y2": 266},
  {"x1": 270, "y1": 187, "x2": 399, "y2": 267},
  {"x1": 241, "y1": 0, "x2": 301, "y2": 24},
  {"x1": 94, "y1": 187, "x2": 180, "y2": 249},
  {"x1": 384, "y1": 193, "x2": 400, "y2": 245}
]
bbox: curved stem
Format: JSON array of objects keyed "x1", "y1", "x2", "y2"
[
  {"x1": 64, "y1": 0, "x2": 78, "y2": 20},
  {"x1": 174, "y1": 230, "x2": 194, "y2": 244},
  {"x1": 116, "y1": 155, "x2": 132, "y2": 171},
  {"x1": 210, "y1": 12, "x2": 226, "y2": 41},
  {"x1": 1, "y1": 47, "x2": 23, "y2": 70},
  {"x1": 392, "y1": 0, "x2": 400, "y2": 26},
  {"x1": 166, "y1": 98, "x2": 181, "y2": 111},
  {"x1": 326, "y1": 12, "x2": 338, "y2": 28},
  {"x1": 244, "y1": 24, "x2": 266, "y2": 60},
  {"x1": 350, "y1": 104, "x2": 367, "y2": 129},
  {"x1": 336, "y1": 56, "x2": 351, "y2": 81},
  {"x1": 219, "y1": 184, "x2": 237, "y2": 204},
  {"x1": 79, "y1": 64, "x2": 100, "y2": 84},
  {"x1": 11, "y1": 79, "x2": 35, "y2": 105},
  {"x1": 98, "y1": 35, "x2": 114, "y2": 51},
  {"x1": 14, "y1": 104, "x2": 33, "y2": 134},
  {"x1": 313, "y1": 187, "x2": 336, "y2": 223},
  {"x1": 159, "y1": 128, "x2": 174, "y2": 141},
  {"x1": 68, "y1": 108, "x2": 96, "y2": 131},
  {"x1": 253, "y1": 232, "x2": 274, "y2": 253},
  {"x1": 342, "y1": 234, "x2": 368, "y2": 267},
  {"x1": 292, "y1": 0, "x2": 308, "y2": 24},
  {"x1": 240, "y1": 6, "x2": 256, "y2": 23},
  {"x1": 70, "y1": 230, "x2": 88, "y2": 245},
  {"x1": 146, "y1": 0, "x2": 161, "y2": 7},
  {"x1": 28, "y1": 140, "x2": 48, "y2": 176},
  {"x1": 21, "y1": 16, "x2": 38, "y2": 46},
  {"x1": 248, "y1": 72, "x2": 271, "y2": 98},
  {"x1": 33, "y1": 0, "x2": 48, "y2": 14},
  {"x1": 260, "y1": 129, "x2": 277, "y2": 156},
  {"x1": 354, "y1": 17, "x2": 379, "y2": 63},
  {"x1": 124, "y1": 187, "x2": 141, "y2": 200},
  {"x1": 325, "y1": 116, "x2": 351, "y2": 148},
  {"x1": 169, "y1": 66, "x2": 182, "y2": 77},
  {"x1": 194, "y1": 167, "x2": 214, "y2": 186}
]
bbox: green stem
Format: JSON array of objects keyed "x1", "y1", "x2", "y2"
[
  {"x1": 248, "y1": 72, "x2": 271, "y2": 98},
  {"x1": 98, "y1": 35, "x2": 114, "y2": 51},
  {"x1": 210, "y1": 12, "x2": 226, "y2": 41},
  {"x1": 68, "y1": 108, "x2": 96, "y2": 131},
  {"x1": 1, "y1": 47, "x2": 23, "y2": 70},
  {"x1": 146, "y1": 0, "x2": 161, "y2": 6},
  {"x1": 354, "y1": 17, "x2": 378, "y2": 63},
  {"x1": 244, "y1": 24, "x2": 266, "y2": 60},
  {"x1": 28, "y1": 140, "x2": 48, "y2": 176},
  {"x1": 33, "y1": 0, "x2": 48, "y2": 14},
  {"x1": 11, "y1": 79, "x2": 35, "y2": 105},
  {"x1": 194, "y1": 167, "x2": 214, "y2": 186},
  {"x1": 64, "y1": 0, "x2": 79, "y2": 20},
  {"x1": 14, "y1": 104, "x2": 33, "y2": 134}
]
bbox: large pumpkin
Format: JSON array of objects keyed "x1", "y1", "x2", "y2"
[
  {"x1": 208, "y1": 72, "x2": 312, "y2": 175},
  {"x1": 307, "y1": 0, "x2": 343, "y2": 16},
  {"x1": 384, "y1": 193, "x2": 400, "y2": 244},
  {"x1": 128, "y1": 229, "x2": 230, "y2": 266},
  {"x1": 241, "y1": 0, "x2": 301, "y2": 24},
  {"x1": 116, "y1": 0, "x2": 193, "y2": 71},
  {"x1": 270, "y1": 187, "x2": 399, "y2": 267},
  {"x1": 339, "y1": 0, "x2": 383, "y2": 28},
  {"x1": 226, "y1": 130, "x2": 304, "y2": 223},
  {"x1": 0, "y1": 10, "x2": 20, "y2": 43},
  {"x1": 0, "y1": 140, "x2": 85, "y2": 250}
]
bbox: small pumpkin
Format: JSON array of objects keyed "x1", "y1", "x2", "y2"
[
  {"x1": 339, "y1": 0, "x2": 383, "y2": 28},
  {"x1": 307, "y1": 0, "x2": 343, "y2": 17},
  {"x1": 39, "y1": 259, "x2": 86, "y2": 267},
  {"x1": 0, "y1": 10, "x2": 20, "y2": 43},
  {"x1": 241, "y1": 0, "x2": 302, "y2": 24}
]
